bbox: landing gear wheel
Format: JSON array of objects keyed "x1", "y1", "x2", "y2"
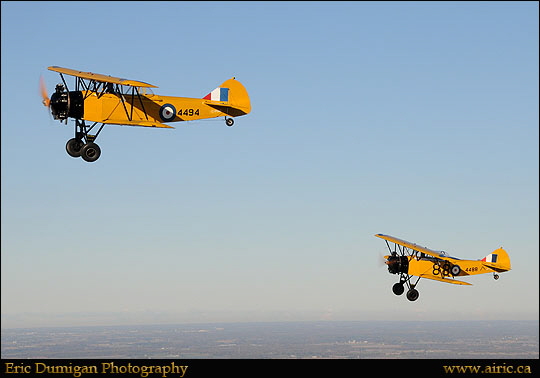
[
  {"x1": 66, "y1": 138, "x2": 83, "y2": 158},
  {"x1": 225, "y1": 117, "x2": 234, "y2": 127},
  {"x1": 80, "y1": 142, "x2": 101, "y2": 162},
  {"x1": 451, "y1": 265, "x2": 461, "y2": 276},
  {"x1": 392, "y1": 283, "x2": 405, "y2": 296},
  {"x1": 406, "y1": 288, "x2": 419, "y2": 302},
  {"x1": 493, "y1": 274, "x2": 499, "y2": 280}
]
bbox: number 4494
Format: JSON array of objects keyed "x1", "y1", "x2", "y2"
[{"x1": 178, "y1": 109, "x2": 199, "y2": 116}]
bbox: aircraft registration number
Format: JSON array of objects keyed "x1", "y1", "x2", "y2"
[
  {"x1": 178, "y1": 109, "x2": 200, "y2": 116},
  {"x1": 465, "y1": 267, "x2": 479, "y2": 272}
]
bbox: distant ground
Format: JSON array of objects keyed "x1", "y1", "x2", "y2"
[{"x1": 1, "y1": 320, "x2": 537, "y2": 359}]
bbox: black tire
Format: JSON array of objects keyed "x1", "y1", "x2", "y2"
[
  {"x1": 225, "y1": 117, "x2": 234, "y2": 126},
  {"x1": 81, "y1": 142, "x2": 101, "y2": 162},
  {"x1": 392, "y1": 282, "x2": 405, "y2": 296},
  {"x1": 406, "y1": 288, "x2": 419, "y2": 302},
  {"x1": 66, "y1": 138, "x2": 83, "y2": 158}
]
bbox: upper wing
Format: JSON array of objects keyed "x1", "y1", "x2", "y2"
[
  {"x1": 375, "y1": 234, "x2": 458, "y2": 260},
  {"x1": 48, "y1": 66, "x2": 158, "y2": 88}
]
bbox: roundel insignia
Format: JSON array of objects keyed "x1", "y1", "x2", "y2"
[{"x1": 159, "y1": 104, "x2": 176, "y2": 122}]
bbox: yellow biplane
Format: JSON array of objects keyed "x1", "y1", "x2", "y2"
[
  {"x1": 40, "y1": 66, "x2": 251, "y2": 162},
  {"x1": 376, "y1": 234, "x2": 511, "y2": 301}
]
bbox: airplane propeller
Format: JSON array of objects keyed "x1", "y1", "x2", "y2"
[
  {"x1": 378, "y1": 250, "x2": 390, "y2": 268},
  {"x1": 40, "y1": 75, "x2": 50, "y2": 108}
]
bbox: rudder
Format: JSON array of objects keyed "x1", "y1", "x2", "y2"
[
  {"x1": 481, "y1": 247, "x2": 511, "y2": 272},
  {"x1": 202, "y1": 77, "x2": 251, "y2": 117}
]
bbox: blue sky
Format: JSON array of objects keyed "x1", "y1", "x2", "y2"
[{"x1": 1, "y1": 1, "x2": 538, "y2": 327}]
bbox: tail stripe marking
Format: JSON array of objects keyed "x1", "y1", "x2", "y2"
[
  {"x1": 482, "y1": 254, "x2": 498, "y2": 263},
  {"x1": 204, "y1": 87, "x2": 229, "y2": 102}
]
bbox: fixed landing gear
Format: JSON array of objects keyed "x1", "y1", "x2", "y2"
[
  {"x1": 493, "y1": 273, "x2": 499, "y2": 280},
  {"x1": 406, "y1": 288, "x2": 419, "y2": 301},
  {"x1": 392, "y1": 282, "x2": 405, "y2": 296},
  {"x1": 66, "y1": 137, "x2": 101, "y2": 162},
  {"x1": 225, "y1": 117, "x2": 234, "y2": 126},
  {"x1": 392, "y1": 282, "x2": 420, "y2": 302},
  {"x1": 66, "y1": 138, "x2": 101, "y2": 162},
  {"x1": 391, "y1": 274, "x2": 421, "y2": 302},
  {"x1": 66, "y1": 138, "x2": 83, "y2": 157},
  {"x1": 80, "y1": 142, "x2": 101, "y2": 162},
  {"x1": 66, "y1": 120, "x2": 104, "y2": 162}
]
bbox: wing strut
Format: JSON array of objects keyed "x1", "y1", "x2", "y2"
[{"x1": 116, "y1": 85, "x2": 150, "y2": 122}]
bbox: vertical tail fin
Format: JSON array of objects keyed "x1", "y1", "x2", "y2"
[
  {"x1": 202, "y1": 77, "x2": 251, "y2": 116},
  {"x1": 481, "y1": 247, "x2": 511, "y2": 271}
]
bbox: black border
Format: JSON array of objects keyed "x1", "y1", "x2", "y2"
[{"x1": 2, "y1": 358, "x2": 539, "y2": 377}]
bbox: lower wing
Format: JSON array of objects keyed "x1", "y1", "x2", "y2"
[
  {"x1": 416, "y1": 273, "x2": 472, "y2": 286},
  {"x1": 101, "y1": 120, "x2": 174, "y2": 128}
]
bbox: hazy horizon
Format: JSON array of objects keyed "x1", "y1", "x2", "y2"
[{"x1": 2, "y1": 309, "x2": 538, "y2": 329}]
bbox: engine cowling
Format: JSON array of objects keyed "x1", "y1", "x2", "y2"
[
  {"x1": 50, "y1": 84, "x2": 84, "y2": 120},
  {"x1": 386, "y1": 253, "x2": 409, "y2": 275}
]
